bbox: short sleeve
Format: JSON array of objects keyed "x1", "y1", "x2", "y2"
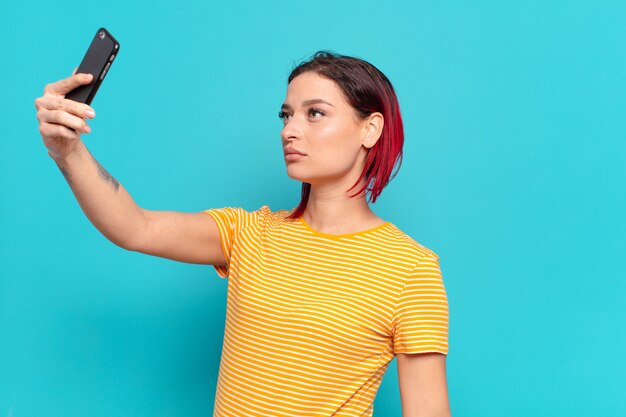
[
  {"x1": 202, "y1": 207, "x2": 255, "y2": 278},
  {"x1": 392, "y1": 253, "x2": 449, "y2": 355}
]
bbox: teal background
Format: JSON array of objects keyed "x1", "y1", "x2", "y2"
[{"x1": 1, "y1": 0, "x2": 625, "y2": 416}]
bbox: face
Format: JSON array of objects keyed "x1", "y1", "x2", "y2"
[{"x1": 279, "y1": 71, "x2": 381, "y2": 189}]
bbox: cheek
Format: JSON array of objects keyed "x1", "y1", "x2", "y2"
[{"x1": 314, "y1": 121, "x2": 360, "y2": 153}]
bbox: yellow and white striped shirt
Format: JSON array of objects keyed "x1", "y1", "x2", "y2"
[{"x1": 203, "y1": 205, "x2": 449, "y2": 416}]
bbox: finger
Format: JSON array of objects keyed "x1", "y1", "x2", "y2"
[
  {"x1": 44, "y1": 72, "x2": 94, "y2": 96},
  {"x1": 35, "y1": 95, "x2": 96, "y2": 119},
  {"x1": 40, "y1": 121, "x2": 82, "y2": 141},
  {"x1": 39, "y1": 108, "x2": 91, "y2": 133}
]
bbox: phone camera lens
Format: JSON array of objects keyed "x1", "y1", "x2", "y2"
[{"x1": 99, "y1": 31, "x2": 105, "y2": 39}]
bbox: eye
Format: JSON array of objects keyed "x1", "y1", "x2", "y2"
[
  {"x1": 308, "y1": 108, "x2": 324, "y2": 119},
  {"x1": 278, "y1": 110, "x2": 291, "y2": 122}
]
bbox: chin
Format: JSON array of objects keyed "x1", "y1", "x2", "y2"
[
  {"x1": 285, "y1": 164, "x2": 302, "y2": 177},
  {"x1": 285, "y1": 171, "x2": 333, "y2": 187},
  {"x1": 285, "y1": 170, "x2": 308, "y2": 183},
  {"x1": 285, "y1": 166, "x2": 310, "y2": 182}
]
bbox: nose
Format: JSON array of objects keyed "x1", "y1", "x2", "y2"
[{"x1": 280, "y1": 118, "x2": 302, "y2": 143}]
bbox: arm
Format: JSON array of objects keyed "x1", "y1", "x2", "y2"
[
  {"x1": 35, "y1": 70, "x2": 226, "y2": 266},
  {"x1": 396, "y1": 352, "x2": 452, "y2": 417}
]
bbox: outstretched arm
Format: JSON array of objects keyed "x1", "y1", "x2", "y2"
[{"x1": 35, "y1": 70, "x2": 226, "y2": 266}]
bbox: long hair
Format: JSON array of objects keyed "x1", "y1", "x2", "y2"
[{"x1": 285, "y1": 51, "x2": 404, "y2": 220}]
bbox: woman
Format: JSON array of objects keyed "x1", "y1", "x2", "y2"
[{"x1": 35, "y1": 51, "x2": 451, "y2": 416}]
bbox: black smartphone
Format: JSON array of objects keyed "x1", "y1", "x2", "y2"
[{"x1": 65, "y1": 28, "x2": 120, "y2": 105}]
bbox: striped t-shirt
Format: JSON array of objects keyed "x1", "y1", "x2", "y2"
[{"x1": 203, "y1": 205, "x2": 449, "y2": 416}]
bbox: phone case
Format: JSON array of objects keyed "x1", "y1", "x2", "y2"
[{"x1": 65, "y1": 27, "x2": 120, "y2": 105}]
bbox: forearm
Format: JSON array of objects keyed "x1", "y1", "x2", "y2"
[{"x1": 50, "y1": 139, "x2": 145, "y2": 249}]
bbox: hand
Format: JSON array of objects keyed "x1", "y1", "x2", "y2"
[{"x1": 34, "y1": 67, "x2": 97, "y2": 160}]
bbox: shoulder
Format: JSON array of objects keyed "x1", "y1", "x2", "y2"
[
  {"x1": 235, "y1": 204, "x2": 299, "y2": 232},
  {"x1": 203, "y1": 204, "x2": 294, "y2": 231},
  {"x1": 206, "y1": 204, "x2": 292, "y2": 220},
  {"x1": 380, "y1": 222, "x2": 440, "y2": 263},
  {"x1": 253, "y1": 205, "x2": 294, "y2": 222}
]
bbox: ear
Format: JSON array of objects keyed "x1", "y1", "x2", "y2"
[{"x1": 361, "y1": 112, "x2": 384, "y2": 149}]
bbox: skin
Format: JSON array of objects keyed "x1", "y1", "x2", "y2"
[
  {"x1": 35, "y1": 68, "x2": 235, "y2": 263},
  {"x1": 34, "y1": 68, "x2": 451, "y2": 416},
  {"x1": 279, "y1": 71, "x2": 385, "y2": 234},
  {"x1": 397, "y1": 352, "x2": 452, "y2": 417}
]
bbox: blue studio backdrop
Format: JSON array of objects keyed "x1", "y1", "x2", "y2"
[{"x1": 1, "y1": 1, "x2": 625, "y2": 416}]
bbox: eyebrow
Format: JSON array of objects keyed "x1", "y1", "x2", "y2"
[{"x1": 281, "y1": 99, "x2": 334, "y2": 110}]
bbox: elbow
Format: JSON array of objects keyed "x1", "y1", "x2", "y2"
[
  {"x1": 116, "y1": 210, "x2": 148, "y2": 252},
  {"x1": 101, "y1": 222, "x2": 144, "y2": 252},
  {"x1": 103, "y1": 232, "x2": 137, "y2": 251},
  {"x1": 117, "y1": 232, "x2": 143, "y2": 252}
]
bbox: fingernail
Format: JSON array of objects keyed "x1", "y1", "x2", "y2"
[
  {"x1": 83, "y1": 124, "x2": 91, "y2": 133},
  {"x1": 83, "y1": 73, "x2": 93, "y2": 80},
  {"x1": 84, "y1": 109, "x2": 95, "y2": 118}
]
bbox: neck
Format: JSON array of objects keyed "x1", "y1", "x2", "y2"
[{"x1": 302, "y1": 177, "x2": 382, "y2": 234}]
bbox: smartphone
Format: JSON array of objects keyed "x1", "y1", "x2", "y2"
[{"x1": 65, "y1": 28, "x2": 120, "y2": 105}]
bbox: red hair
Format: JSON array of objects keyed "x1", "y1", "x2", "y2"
[{"x1": 285, "y1": 51, "x2": 404, "y2": 220}]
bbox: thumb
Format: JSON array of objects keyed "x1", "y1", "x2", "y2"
[{"x1": 45, "y1": 72, "x2": 93, "y2": 96}]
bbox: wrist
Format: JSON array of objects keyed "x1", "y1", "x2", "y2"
[{"x1": 48, "y1": 140, "x2": 85, "y2": 165}]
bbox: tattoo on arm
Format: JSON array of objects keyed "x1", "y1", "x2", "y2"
[
  {"x1": 87, "y1": 148, "x2": 120, "y2": 192},
  {"x1": 54, "y1": 148, "x2": 120, "y2": 192}
]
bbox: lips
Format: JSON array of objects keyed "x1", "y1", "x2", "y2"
[{"x1": 283, "y1": 147, "x2": 306, "y2": 156}]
